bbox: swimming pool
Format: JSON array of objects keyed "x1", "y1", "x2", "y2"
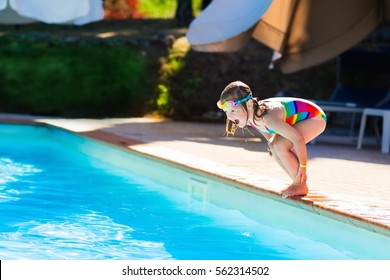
[{"x1": 0, "y1": 123, "x2": 389, "y2": 260}]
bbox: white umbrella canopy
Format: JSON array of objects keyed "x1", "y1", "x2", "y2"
[
  {"x1": 0, "y1": 0, "x2": 6, "y2": 10},
  {"x1": 187, "y1": 0, "x2": 272, "y2": 51},
  {"x1": 187, "y1": 0, "x2": 388, "y2": 73},
  {"x1": 0, "y1": 0, "x2": 104, "y2": 25},
  {"x1": 73, "y1": 0, "x2": 105, "y2": 26},
  {"x1": 10, "y1": 0, "x2": 90, "y2": 24},
  {"x1": 0, "y1": 4, "x2": 36, "y2": 24}
]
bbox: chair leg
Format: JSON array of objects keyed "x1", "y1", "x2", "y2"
[
  {"x1": 349, "y1": 113, "x2": 356, "y2": 137},
  {"x1": 373, "y1": 118, "x2": 382, "y2": 144},
  {"x1": 357, "y1": 113, "x2": 367, "y2": 149},
  {"x1": 381, "y1": 112, "x2": 390, "y2": 153}
]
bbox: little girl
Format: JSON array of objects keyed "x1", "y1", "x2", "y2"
[{"x1": 217, "y1": 81, "x2": 327, "y2": 198}]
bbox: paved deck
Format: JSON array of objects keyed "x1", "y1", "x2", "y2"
[{"x1": 1, "y1": 114, "x2": 389, "y2": 237}]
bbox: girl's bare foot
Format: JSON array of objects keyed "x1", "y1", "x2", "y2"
[{"x1": 280, "y1": 183, "x2": 308, "y2": 198}]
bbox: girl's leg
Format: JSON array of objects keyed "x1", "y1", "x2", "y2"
[
  {"x1": 267, "y1": 140, "x2": 293, "y2": 178},
  {"x1": 270, "y1": 117, "x2": 326, "y2": 197}
]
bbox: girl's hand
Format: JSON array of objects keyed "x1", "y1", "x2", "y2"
[
  {"x1": 267, "y1": 145, "x2": 272, "y2": 156},
  {"x1": 294, "y1": 167, "x2": 307, "y2": 185},
  {"x1": 267, "y1": 135, "x2": 277, "y2": 157}
]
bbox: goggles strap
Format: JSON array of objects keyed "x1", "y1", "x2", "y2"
[
  {"x1": 218, "y1": 94, "x2": 252, "y2": 109},
  {"x1": 235, "y1": 94, "x2": 252, "y2": 105}
]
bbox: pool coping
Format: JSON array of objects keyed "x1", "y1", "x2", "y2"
[
  {"x1": 2, "y1": 116, "x2": 390, "y2": 238},
  {"x1": 80, "y1": 130, "x2": 390, "y2": 237}
]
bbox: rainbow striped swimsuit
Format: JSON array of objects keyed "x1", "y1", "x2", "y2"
[{"x1": 263, "y1": 98, "x2": 327, "y2": 134}]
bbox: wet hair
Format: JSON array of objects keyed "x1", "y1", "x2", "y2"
[{"x1": 220, "y1": 81, "x2": 268, "y2": 135}]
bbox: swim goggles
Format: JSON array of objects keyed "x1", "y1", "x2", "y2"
[{"x1": 217, "y1": 94, "x2": 252, "y2": 110}]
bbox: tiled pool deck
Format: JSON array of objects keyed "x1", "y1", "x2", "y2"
[{"x1": 1, "y1": 114, "x2": 389, "y2": 237}]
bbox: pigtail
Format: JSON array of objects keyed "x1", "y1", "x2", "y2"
[
  {"x1": 254, "y1": 98, "x2": 268, "y2": 118},
  {"x1": 225, "y1": 119, "x2": 237, "y2": 136},
  {"x1": 258, "y1": 101, "x2": 268, "y2": 112}
]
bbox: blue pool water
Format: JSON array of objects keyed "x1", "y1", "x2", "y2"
[{"x1": 0, "y1": 123, "x2": 389, "y2": 260}]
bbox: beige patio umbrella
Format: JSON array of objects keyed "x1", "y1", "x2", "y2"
[{"x1": 187, "y1": 0, "x2": 388, "y2": 73}]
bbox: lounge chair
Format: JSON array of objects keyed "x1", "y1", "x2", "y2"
[
  {"x1": 312, "y1": 48, "x2": 390, "y2": 140},
  {"x1": 314, "y1": 86, "x2": 389, "y2": 137},
  {"x1": 357, "y1": 94, "x2": 390, "y2": 153}
]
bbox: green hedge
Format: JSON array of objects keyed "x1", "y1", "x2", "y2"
[{"x1": 0, "y1": 36, "x2": 151, "y2": 117}]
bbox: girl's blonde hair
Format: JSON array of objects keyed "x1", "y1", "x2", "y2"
[{"x1": 220, "y1": 81, "x2": 268, "y2": 135}]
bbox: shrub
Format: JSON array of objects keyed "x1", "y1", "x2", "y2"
[{"x1": 0, "y1": 36, "x2": 151, "y2": 117}]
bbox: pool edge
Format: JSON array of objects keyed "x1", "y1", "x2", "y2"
[
  {"x1": 1, "y1": 117, "x2": 389, "y2": 238},
  {"x1": 79, "y1": 128, "x2": 390, "y2": 238}
]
